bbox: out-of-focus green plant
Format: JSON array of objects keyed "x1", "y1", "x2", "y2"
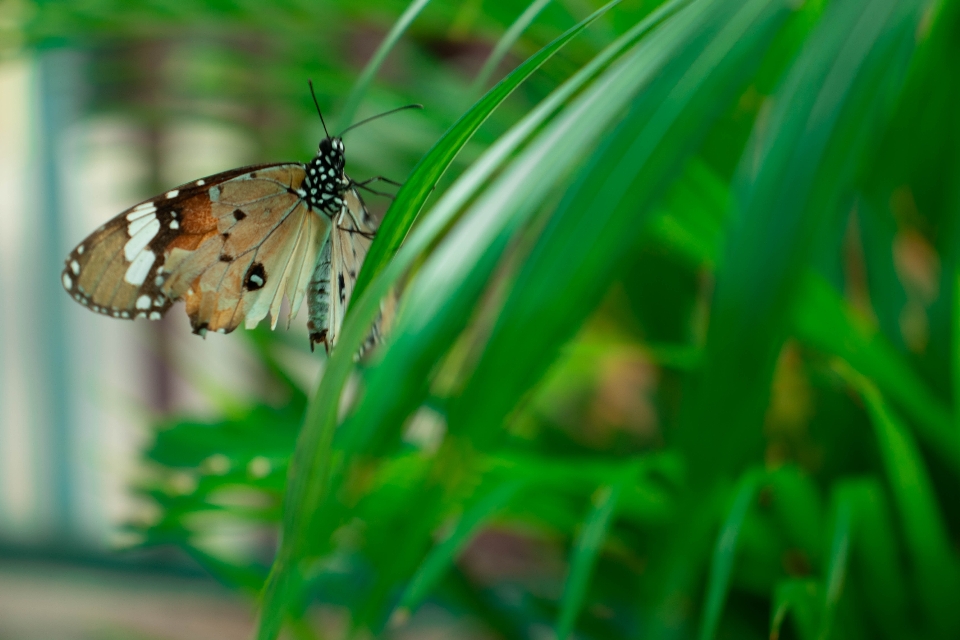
[{"x1": 23, "y1": 0, "x2": 960, "y2": 638}]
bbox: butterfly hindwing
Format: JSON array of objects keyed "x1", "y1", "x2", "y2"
[{"x1": 307, "y1": 187, "x2": 387, "y2": 354}]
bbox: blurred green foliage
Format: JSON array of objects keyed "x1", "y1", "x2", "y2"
[{"x1": 19, "y1": 0, "x2": 960, "y2": 638}]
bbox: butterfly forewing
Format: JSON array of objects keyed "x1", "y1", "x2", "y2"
[{"x1": 62, "y1": 163, "x2": 330, "y2": 335}]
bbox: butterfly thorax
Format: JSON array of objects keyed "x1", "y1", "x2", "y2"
[{"x1": 303, "y1": 137, "x2": 349, "y2": 216}]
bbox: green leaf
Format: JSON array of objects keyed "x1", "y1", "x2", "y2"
[
  {"x1": 820, "y1": 485, "x2": 854, "y2": 640},
  {"x1": 857, "y1": 194, "x2": 909, "y2": 351},
  {"x1": 698, "y1": 468, "x2": 764, "y2": 640},
  {"x1": 335, "y1": 0, "x2": 432, "y2": 132},
  {"x1": 352, "y1": 0, "x2": 641, "y2": 304},
  {"x1": 838, "y1": 479, "x2": 912, "y2": 640},
  {"x1": 392, "y1": 479, "x2": 523, "y2": 622},
  {"x1": 678, "y1": 0, "x2": 928, "y2": 485},
  {"x1": 344, "y1": 0, "x2": 683, "y2": 453},
  {"x1": 836, "y1": 362, "x2": 960, "y2": 637},
  {"x1": 642, "y1": 157, "x2": 730, "y2": 270},
  {"x1": 766, "y1": 465, "x2": 823, "y2": 566},
  {"x1": 794, "y1": 273, "x2": 960, "y2": 472},
  {"x1": 555, "y1": 478, "x2": 625, "y2": 640},
  {"x1": 471, "y1": 0, "x2": 554, "y2": 94},
  {"x1": 451, "y1": 0, "x2": 793, "y2": 446},
  {"x1": 770, "y1": 580, "x2": 821, "y2": 640},
  {"x1": 953, "y1": 270, "x2": 960, "y2": 437}
]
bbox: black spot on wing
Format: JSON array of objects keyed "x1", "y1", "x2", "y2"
[
  {"x1": 233, "y1": 209, "x2": 246, "y2": 221},
  {"x1": 244, "y1": 262, "x2": 266, "y2": 291}
]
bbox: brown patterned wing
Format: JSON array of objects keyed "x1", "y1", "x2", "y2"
[{"x1": 62, "y1": 163, "x2": 330, "y2": 335}]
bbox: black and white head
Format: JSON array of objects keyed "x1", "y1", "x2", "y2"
[
  {"x1": 318, "y1": 137, "x2": 345, "y2": 171},
  {"x1": 302, "y1": 79, "x2": 422, "y2": 215},
  {"x1": 304, "y1": 136, "x2": 348, "y2": 215}
]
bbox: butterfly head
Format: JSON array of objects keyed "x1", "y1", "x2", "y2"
[{"x1": 317, "y1": 136, "x2": 345, "y2": 172}]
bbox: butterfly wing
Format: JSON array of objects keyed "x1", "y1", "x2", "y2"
[
  {"x1": 62, "y1": 163, "x2": 330, "y2": 334},
  {"x1": 307, "y1": 186, "x2": 390, "y2": 354}
]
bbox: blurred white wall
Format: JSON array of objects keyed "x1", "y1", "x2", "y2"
[{"x1": 0, "y1": 53, "x2": 315, "y2": 552}]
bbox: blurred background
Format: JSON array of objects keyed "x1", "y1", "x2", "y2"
[{"x1": 2, "y1": 0, "x2": 960, "y2": 639}]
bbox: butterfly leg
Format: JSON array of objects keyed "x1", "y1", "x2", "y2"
[
  {"x1": 355, "y1": 175, "x2": 401, "y2": 188},
  {"x1": 351, "y1": 176, "x2": 401, "y2": 199}
]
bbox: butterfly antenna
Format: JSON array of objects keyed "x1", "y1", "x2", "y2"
[
  {"x1": 339, "y1": 104, "x2": 423, "y2": 136},
  {"x1": 308, "y1": 79, "x2": 330, "y2": 138}
]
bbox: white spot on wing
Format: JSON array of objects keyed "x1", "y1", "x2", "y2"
[
  {"x1": 136, "y1": 295, "x2": 152, "y2": 310},
  {"x1": 127, "y1": 202, "x2": 156, "y2": 221},
  {"x1": 125, "y1": 251, "x2": 156, "y2": 286},
  {"x1": 124, "y1": 218, "x2": 161, "y2": 261},
  {"x1": 70, "y1": 260, "x2": 80, "y2": 275},
  {"x1": 127, "y1": 212, "x2": 156, "y2": 237},
  {"x1": 77, "y1": 244, "x2": 84, "y2": 255},
  {"x1": 170, "y1": 220, "x2": 179, "y2": 230},
  {"x1": 149, "y1": 311, "x2": 161, "y2": 320},
  {"x1": 62, "y1": 272, "x2": 72, "y2": 290},
  {"x1": 196, "y1": 179, "x2": 205, "y2": 186},
  {"x1": 166, "y1": 189, "x2": 179, "y2": 199}
]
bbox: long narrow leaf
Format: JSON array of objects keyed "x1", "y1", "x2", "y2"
[
  {"x1": 794, "y1": 273, "x2": 960, "y2": 471},
  {"x1": 353, "y1": 0, "x2": 647, "y2": 303},
  {"x1": 343, "y1": 0, "x2": 684, "y2": 451},
  {"x1": 392, "y1": 479, "x2": 523, "y2": 621},
  {"x1": 837, "y1": 362, "x2": 960, "y2": 637},
  {"x1": 842, "y1": 479, "x2": 912, "y2": 640},
  {"x1": 820, "y1": 486, "x2": 854, "y2": 640},
  {"x1": 335, "y1": 0, "x2": 432, "y2": 132},
  {"x1": 555, "y1": 479, "x2": 625, "y2": 639},
  {"x1": 770, "y1": 580, "x2": 821, "y2": 640},
  {"x1": 698, "y1": 469, "x2": 763, "y2": 640},
  {"x1": 677, "y1": 0, "x2": 926, "y2": 485},
  {"x1": 451, "y1": 0, "x2": 792, "y2": 443},
  {"x1": 471, "y1": 0, "x2": 553, "y2": 93}
]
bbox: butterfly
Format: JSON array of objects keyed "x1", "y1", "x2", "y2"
[{"x1": 61, "y1": 83, "x2": 417, "y2": 354}]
